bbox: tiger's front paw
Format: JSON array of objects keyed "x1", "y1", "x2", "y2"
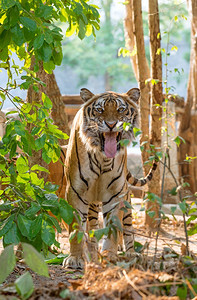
[
  {"x1": 63, "y1": 255, "x2": 85, "y2": 270},
  {"x1": 125, "y1": 250, "x2": 136, "y2": 259},
  {"x1": 102, "y1": 250, "x2": 119, "y2": 263}
]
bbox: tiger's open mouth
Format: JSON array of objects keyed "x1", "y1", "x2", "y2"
[{"x1": 101, "y1": 132, "x2": 121, "y2": 158}]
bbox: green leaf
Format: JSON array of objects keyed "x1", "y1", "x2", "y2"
[
  {"x1": 77, "y1": 231, "x2": 84, "y2": 243},
  {"x1": 119, "y1": 139, "x2": 130, "y2": 147},
  {"x1": 94, "y1": 227, "x2": 109, "y2": 241},
  {"x1": 15, "y1": 272, "x2": 34, "y2": 300},
  {"x1": 45, "y1": 253, "x2": 68, "y2": 265},
  {"x1": 171, "y1": 45, "x2": 178, "y2": 52},
  {"x1": 0, "y1": 202, "x2": 12, "y2": 212},
  {"x1": 69, "y1": 229, "x2": 77, "y2": 241},
  {"x1": 173, "y1": 136, "x2": 185, "y2": 147},
  {"x1": 170, "y1": 206, "x2": 177, "y2": 214},
  {"x1": 31, "y1": 164, "x2": 49, "y2": 173},
  {"x1": 0, "y1": 245, "x2": 16, "y2": 284},
  {"x1": 41, "y1": 193, "x2": 59, "y2": 211},
  {"x1": 174, "y1": 15, "x2": 178, "y2": 22},
  {"x1": 16, "y1": 156, "x2": 29, "y2": 174},
  {"x1": 43, "y1": 60, "x2": 55, "y2": 74},
  {"x1": 21, "y1": 103, "x2": 32, "y2": 114},
  {"x1": 29, "y1": 214, "x2": 42, "y2": 239},
  {"x1": 44, "y1": 182, "x2": 59, "y2": 192},
  {"x1": 0, "y1": 91, "x2": 6, "y2": 101},
  {"x1": 22, "y1": 243, "x2": 49, "y2": 277},
  {"x1": 59, "y1": 199, "x2": 74, "y2": 225},
  {"x1": 35, "y1": 134, "x2": 46, "y2": 150},
  {"x1": 66, "y1": 23, "x2": 77, "y2": 37},
  {"x1": 39, "y1": 42, "x2": 53, "y2": 62},
  {"x1": 42, "y1": 93, "x2": 52, "y2": 109},
  {"x1": 147, "y1": 211, "x2": 156, "y2": 218},
  {"x1": 188, "y1": 224, "x2": 197, "y2": 236},
  {"x1": 133, "y1": 127, "x2": 142, "y2": 138},
  {"x1": 78, "y1": 18, "x2": 86, "y2": 40},
  {"x1": 60, "y1": 289, "x2": 73, "y2": 299},
  {"x1": 20, "y1": 16, "x2": 36, "y2": 32},
  {"x1": 179, "y1": 201, "x2": 187, "y2": 214},
  {"x1": 111, "y1": 215, "x2": 123, "y2": 232},
  {"x1": 9, "y1": 140, "x2": 17, "y2": 159},
  {"x1": 134, "y1": 241, "x2": 143, "y2": 253},
  {"x1": 42, "y1": 148, "x2": 51, "y2": 164},
  {"x1": 46, "y1": 214, "x2": 61, "y2": 233},
  {"x1": 9, "y1": 5, "x2": 19, "y2": 26},
  {"x1": 33, "y1": 34, "x2": 44, "y2": 50},
  {"x1": 0, "y1": 214, "x2": 15, "y2": 237},
  {"x1": 26, "y1": 203, "x2": 41, "y2": 218},
  {"x1": 11, "y1": 24, "x2": 25, "y2": 46},
  {"x1": 123, "y1": 200, "x2": 132, "y2": 209},
  {"x1": 4, "y1": 222, "x2": 21, "y2": 245},
  {"x1": 41, "y1": 220, "x2": 55, "y2": 246},
  {"x1": 21, "y1": 135, "x2": 32, "y2": 156},
  {"x1": 17, "y1": 214, "x2": 32, "y2": 238},
  {"x1": 176, "y1": 285, "x2": 187, "y2": 300},
  {"x1": 168, "y1": 187, "x2": 177, "y2": 196},
  {"x1": 31, "y1": 126, "x2": 40, "y2": 136},
  {"x1": 1, "y1": 0, "x2": 15, "y2": 9}
]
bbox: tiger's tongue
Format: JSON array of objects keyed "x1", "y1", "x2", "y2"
[{"x1": 104, "y1": 132, "x2": 117, "y2": 158}]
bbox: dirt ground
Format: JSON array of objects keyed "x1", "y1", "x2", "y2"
[{"x1": 0, "y1": 213, "x2": 197, "y2": 300}]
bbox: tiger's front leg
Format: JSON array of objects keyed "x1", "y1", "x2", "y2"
[
  {"x1": 63, "y1": 187, "x2": 89, "y2": 269},
  {"x1": 101, "y1": 186, "x2": 135, "y2": 261},
  {"x1": 101, "y1": 196, "x2": 124, "y2": 262}
]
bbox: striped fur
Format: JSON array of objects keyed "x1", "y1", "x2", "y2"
[
  {"x1": 127, "y1": 162, "x2": 157, "y2": 187},
  {"x1": 64, "y1": 88, "x2": 157, "y2": 269}
]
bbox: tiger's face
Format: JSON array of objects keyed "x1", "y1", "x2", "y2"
[{"x1": 79, "y1": 88, "x2": 140, "y2": 158}]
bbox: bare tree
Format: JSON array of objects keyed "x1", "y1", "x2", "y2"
[
  {"x1": 178, "y1": 0, "x2": 197, "y2": 193},
  {"x1": 124, "y1": 0, "x2": 151, "y2": 175},
  {"x1": 131, "y1": 0, "x2": 151, "y2": 175},
  {"x1": 124, "y1": 0, "x2": 163, "y2": 228},
  {"x1": 145, "y1": 0, "x2": 163, "y2": 228}
]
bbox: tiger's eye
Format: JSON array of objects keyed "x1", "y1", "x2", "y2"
[
  {"x1": 118, "y1": 107, "x2": 125, "y2": 113},
  {"x1": 96, "y1": 107, "x2": 103, "y2": 113}
]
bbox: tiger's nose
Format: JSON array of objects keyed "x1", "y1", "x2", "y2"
[{"x1": 105, "y1": 121, "x2": 117, "y2": 129}]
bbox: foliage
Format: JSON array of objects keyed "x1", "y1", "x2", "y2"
[
  {"x1": 0, "y1": 92, "x2": 75, "y2": 250},
  {"x1": 0, "y1": 0, "x2": 100, "y2": 78},
  {"x1": 0, "y1": 243, "x2": 49, "y2": 284},
  {"x1": 15, "y1": 271, "x2": 34, "y2": 300},
  {"x1": 0, "y1": 0, "x2": 100, "y2": 261},
  {"x1": 0, "y1": 243, "x2": 51, "y2": 299}
]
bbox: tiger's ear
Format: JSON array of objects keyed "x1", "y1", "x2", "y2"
[
  {"x1": 80, "y1": 88, "x2": 94, "y2": 102},
  {"x1": 126, "y1": 88, "x2": 140, "y2": 103}
]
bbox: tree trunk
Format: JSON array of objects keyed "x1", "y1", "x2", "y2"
[
  {"x1": 124, "y1": 0, "x2": 139, "y2": 81},
  {"x1": 104, "y1": 71, "x2": 113, "y2": 91},
  {"x1": 101, "y1": 0, "x2": 114, "y2": 90},
  {"x1": 145, "y1": 0, "x2": 163, "y2": 228},
  {"x1": 27, "y1": 58, "x2": 69, "y2": 181},
  {"x1": 178, "y1": 0, "x2": 197, "y2": 193},
  {"x1": 131, "y1": 0, "x2": 151, "y2": 175}
]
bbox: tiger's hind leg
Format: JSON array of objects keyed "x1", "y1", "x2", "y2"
[
  {"x1": 101, "y1": 201, "x2": 123, "y2": 262},
  {"x1": 87, "y1": 203, "x2": 99, "y2": 261},
  {"x1": 122, "y1": 192, "x2": 135, "y2": 257}
]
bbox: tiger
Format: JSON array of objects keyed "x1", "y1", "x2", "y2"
[{"x1": 63, "y1": 88, "x2": 157, "y2": 269}]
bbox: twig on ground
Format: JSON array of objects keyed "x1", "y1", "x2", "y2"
[{"x1": 122, "y1": 269, "x2": 149, "y2": 298}]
